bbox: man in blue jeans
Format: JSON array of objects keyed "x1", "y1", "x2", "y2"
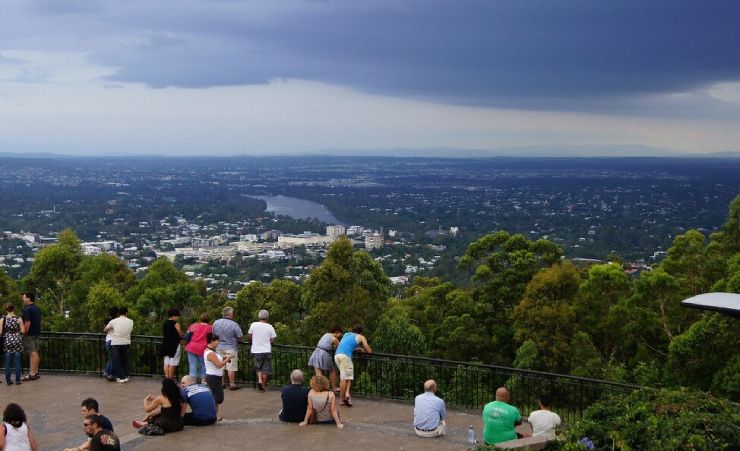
[{"x1": 104, "y1": 307, "x2": 134, "y2": 383}]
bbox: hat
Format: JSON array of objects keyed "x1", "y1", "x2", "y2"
[{"x1": 258, "y1": 309, "x2": 269, "y2": 320}]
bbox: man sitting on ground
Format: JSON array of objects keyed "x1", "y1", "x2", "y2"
[
  {"x1": 413, "y1": 379, "x2": 447, "y2": 437},
  {"x1": 528, "y1": 394, "x2": 561, "y2": 440},
  {"x1": 279, "y1": 369, "x2": 310, "y2": 422},
  {"x1": 179, "y1": 375, "x2": 218, "y2": 426},
  {"x1": 482, "y1": 387, "x2": 522, "y2": 445},
  {"x1": 64, "y1": 398, "x2": 114, "y2": 451},
  {"x1": 84, "y1": 414, "x2": 120, "y2": 451}
]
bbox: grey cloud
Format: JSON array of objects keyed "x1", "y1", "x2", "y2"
[{"x1": 4, "y1": 0, "x2": 740, "y2": 114}]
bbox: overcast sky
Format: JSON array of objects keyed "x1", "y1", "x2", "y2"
[{"x1": 1, "y1": 0, "x2": 740, "y2": 156}]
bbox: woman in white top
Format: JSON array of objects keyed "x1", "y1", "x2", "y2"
[
  {"x1": 203, "y1": 333, "x2": 234, "y2": 420},
  {"x1": 299, "y1": 375, "x2": 344, "y2": 429},
  {"x1": 0, "y1": 403, "x2": 38, "y2": 451}
]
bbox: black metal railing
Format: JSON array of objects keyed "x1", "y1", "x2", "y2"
[{"x1": 2, "y1": 332, "x2": 639, "y2": 424}]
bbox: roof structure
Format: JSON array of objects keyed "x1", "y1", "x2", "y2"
[{"x1": 681, "y1": 292, "x2": 740, "y2": 318}]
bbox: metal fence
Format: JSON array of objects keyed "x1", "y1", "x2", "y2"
[{"x1": 2, "y1": 332, "x2": 639, "y2": 424}]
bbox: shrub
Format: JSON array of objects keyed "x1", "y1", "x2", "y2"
[{"x1": 550, "y1": 388, "x2": 740, "y2": 450}]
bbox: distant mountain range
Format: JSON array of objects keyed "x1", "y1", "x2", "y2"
[{"x1": 1, "y1": 146, "x2": 739, "y2": 159}]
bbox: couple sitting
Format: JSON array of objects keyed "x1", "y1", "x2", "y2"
[
  {"x1": 132, "y1": 375, "x2": 219, "y2": 435},
  {"x1": 279, "y1": 369, "x2": 343, "y2": 428}
]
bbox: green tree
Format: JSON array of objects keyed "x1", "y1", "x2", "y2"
[
  {"x1": 630, "y1": 268, "x2": 688, "y2": 344},
  {"x1": 512, "y1": 262, "x2": 580, "y2": 373},
  {"x1": 66, "y1": 253, "x2": 136, "y2": 331},
  {"x1": 663, "y1": 313, "x2": 740, "y2": 400},
  {"x1": 568, "y1": 332, "x2": 603, "y2": 379},
  {"x1": 302, "y1": 237, "x2": 391, "y2": 335},
  {"x1": 235, "y1": 279, "x2": 304, "y2": 344},
  {"x1": 458, "y1": 231, "x2": 562, "y2": 364},
  {"x1": 661, "y1": 229, "x2": 709, "y2": 295},
  {"x1": 576, "y1": 263, "x2": 631, "y2": 356},
  {"x1": 28, "y1": 228, "x2": 83, "y2": 318},
  {"x1": 84, "y1": 281, "x2": 125, "y2": 333},
  {"x1": 0, "y1": 267, "x2": 19, "y2": 308},
  {"x1": 373, "y1": 303, "x2": 426, "y2": 356}
]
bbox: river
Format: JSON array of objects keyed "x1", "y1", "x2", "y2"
[{"x1": 244, "y1": 194, "x2": 344, "y2": 224}]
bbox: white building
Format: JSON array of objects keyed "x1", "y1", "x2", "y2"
[
  {"x1": 240, "y1": 234, "x2": 259, "y2": 242},
  {"x1": 326, "y1": 225, "x2": 346, "y2": 238},
  {"x1": 365, "y1": 233, "x2": 383, "y2": 250},
  {"x1": 346, "y1": 225, "x2": 363, "y2": 236}
]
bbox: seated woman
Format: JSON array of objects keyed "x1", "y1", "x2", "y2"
[
  {"x1": 299, "y1": 375, "x2": 344, "y2": 429},
  {"x1": 133, "y1": 379, "x2": 184, "y2": 433}
]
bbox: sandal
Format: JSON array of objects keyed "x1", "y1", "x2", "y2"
[
  {"x1": 21, "y1": 373, "x2": 39, "y2": 381},
  {"x1": 342, "y1": 398, "x2": 353, "y2": 407}
]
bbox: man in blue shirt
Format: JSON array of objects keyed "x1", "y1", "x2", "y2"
[
  {"x1": 21, "y1": 292, "x2": 42, "y2": 381},
  {"x1": 279, "y1": 369, "x2": 310, "y2": 422},
  {"x1": 64, "y1": 398, "x2": 114, "y2": 451},
  {"x1": 334, "y1": 324, "x2": 372, "y2": 407},
  {"x1": 212, "y1": 306, "x2": 244, "y2": 390},
  {"x1": 413, "y1": 379, "x2": 447, "y2": 437},
  {"x1": 180, "y1": 375, "x2": 218, "y2": 426}
]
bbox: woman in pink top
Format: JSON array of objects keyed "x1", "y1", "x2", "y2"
[{"x1": 184, "y1": 313, "x2": 212, "y2": 383}]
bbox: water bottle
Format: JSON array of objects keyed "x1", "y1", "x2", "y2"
[{"x1": 467, "y1": 425, "x2": 476, "y2": 444}]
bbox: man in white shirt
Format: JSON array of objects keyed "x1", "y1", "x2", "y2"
[
  {"x1": 527, "y1": 394, "x2": 561, "y2": 440},
  {"x1": 103, "y1": 307, "x2": 134, "y2": 383},
  {"x1": 247, "y1": 310, "x2": 276, "y2": 391}
]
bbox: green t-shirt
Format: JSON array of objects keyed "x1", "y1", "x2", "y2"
[{"x1": 482, "y1": 400, "x2": 521, "y2": 444}]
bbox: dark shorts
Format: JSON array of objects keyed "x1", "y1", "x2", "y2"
[
  {"x1": 22, "y1": 335, "x2": 39, "y2": 353},
  {"x1": 253, "y1": 353, "x2": 272, "y2": 375},
  {"x1": 205, "y1": 374, "x2": 225, "y2": 404}
]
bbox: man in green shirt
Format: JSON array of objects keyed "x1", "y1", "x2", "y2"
[{"x1": 482, "y1": 387, "x2": 522, "y2": 445}]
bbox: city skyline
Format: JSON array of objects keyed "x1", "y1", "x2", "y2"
[{"x1": 2, "y1": 0, "x2": 740, "y2": 156}]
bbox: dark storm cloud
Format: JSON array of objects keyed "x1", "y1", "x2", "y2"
[{"x1": 8, "y1": 0, "x2": 740, "y2": 111}]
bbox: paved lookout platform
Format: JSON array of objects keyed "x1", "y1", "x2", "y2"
[{"x1": 0, "y1": 374, "x2": 520, "y2": 450}]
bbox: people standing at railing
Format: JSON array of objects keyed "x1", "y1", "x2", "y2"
[
  {"x1": 299, "y1": 375, "x2": 344, "y2": 428},
  {"x1": 102, "y1": 307, "x2": 118, "y2": 381},
  {"x1": 21, "y1": 292, "x2": 41, "y2": 381},
  {"x1": 279, "y1": 369, "x2": 310, "y2": 422},
  {"x1": 184, "y1": 313, "x2": 212, "y2": 384},
  {"x1": 308, "y1": 326, "x2": 343, "y2": 393},
  {"x1": 482, "y1": 387, "x2": 522, "y2": 445},
  {"x1": 0, "y1": 403, "x2": 39, "y2": 451},
  {"x1": 413, "y1": 379, "x2": 447, "y2": 438},
  {"x1": 334, "y1": 324, "x2": 372, "y2": 407},
  {"x1": 212, "y1": 306, "x2": 243, "y2": 390},
  {"x1": 248, "y1": 309, "x2": 276, "y2": 392},
  {"x1": 528, "y1": 394, "x2": 561, "y2": 440},
  {"x1": 204, "y1": 333, "x2": 235, "y2": 420},
  {"x1": 2, "y1": 303, "x2": 26, "y2": 385},
  {"x1": 161, "y1": 308, "x2": 184, "y2": 380},
  {"x1": 103, "y1": 307, "x2": 134, "y2": 384}
]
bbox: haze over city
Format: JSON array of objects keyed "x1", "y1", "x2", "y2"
[{"x1": 2, "y1": 0, "x2": 740, "y2": 157}]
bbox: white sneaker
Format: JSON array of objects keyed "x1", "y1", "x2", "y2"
[{"x1": 116, "y1": 378, "x2": 129, "y2": 383}]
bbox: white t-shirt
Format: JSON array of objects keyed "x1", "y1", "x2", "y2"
[
  {"x1": 204, "y1": 348, "x2": 224, "y2": 376},
  {"x1": 248, "y1": 321, "x2": 276, "y2": 353},
  {"x1": 528, "y1": 409, "x2": 561, "y2": 439},
  {"x1": 106, "y1": 316, "x2": 134, "y2": 345}
]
